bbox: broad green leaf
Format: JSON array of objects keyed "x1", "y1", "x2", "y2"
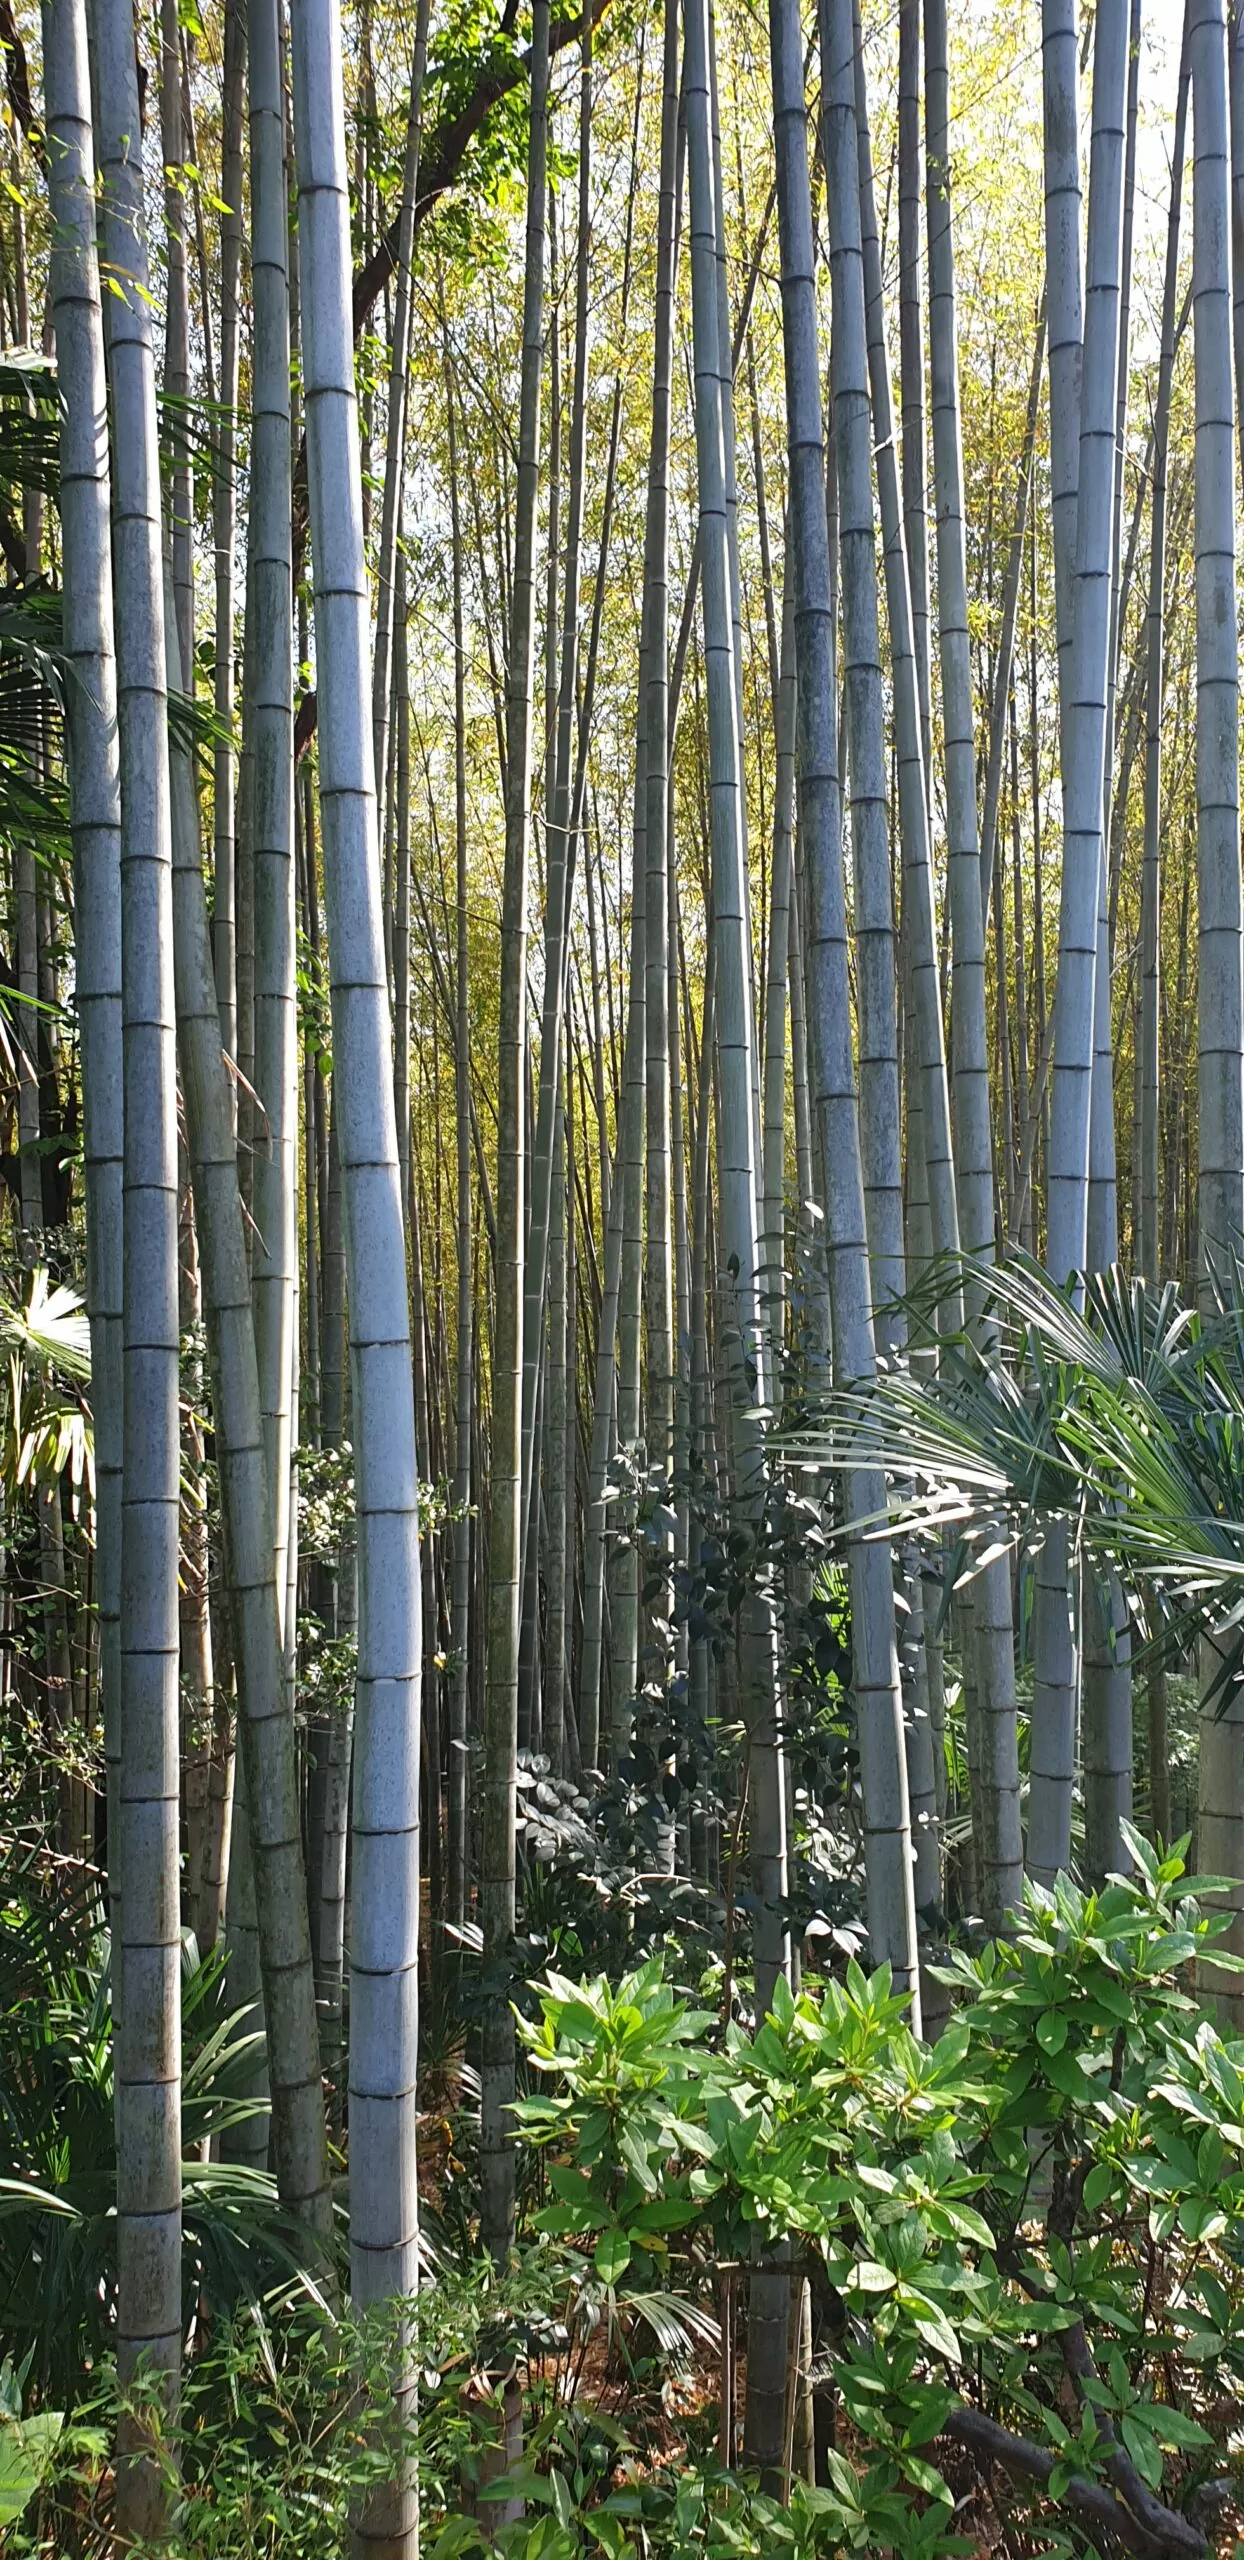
[
  {"x1": 910, "y1": 2307, "x2": 962, "y2": 2365},
  {"x1": 1149, "y1": 2405, "x2": 1212, "y2": 2450},
  {"x1": 594, "y1": 2226, "x2": 631, "y2": 2285},
  {"x1": 0, "y1": 2413, "x2": 62, "y2": 2529},
  {"x1": 848, "y1": 2259, "x2": 897, "y2": 2295},
  {"x1": 619, "y1": 2125, "x2": 657, "y2": 2196},
  {"x1": 900, "y1": 2454, "x2": 952, "y2": 2502},
  {"x1": 942, "y1": 2201, "x2": 996, "y2": 2250},
  {"x1": 1120, "y1": 2415, "x2": 1163, "y2": 2489}
]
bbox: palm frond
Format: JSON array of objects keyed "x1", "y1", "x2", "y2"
[
  {"x1": 798, "y1": 1250, "x2": 1244, "y2": 1699},
  {"x1": 1, "y1": 1267, "x2": 90, "y2": 1381},
  {"x1": 0, "y1": 589, "x2": 71, "y2": 857},
  {"x1": 0, "y1": 355, "x2": 62, "y2": 508}
]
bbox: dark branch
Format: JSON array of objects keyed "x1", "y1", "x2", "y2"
[
  {"x1": 942, "y1": 2407, "x2": 1207, "y2": 2560},
  {"x1": 349, "y1": 0, "x2": 613, "y2": 342},
  {"x1": 1057, "y1": 2318, "x2": 1207, "y2": 2560},
  {"x1": 0, "y1": 508, "x2": 28, "y2": 584},
  {"x1": 294, "y1": 691, "x2": 318, "y2": 765},
  {"x1": 0, "y1": 1, "x2": 45, "y2": 175},
  {"x1": 293, "y1": 0, "x2": 611, "y2": 574}
]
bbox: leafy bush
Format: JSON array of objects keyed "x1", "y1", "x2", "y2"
[
  {"x1": 431, "y1": 2464, "x2": 926, "y2": 2560},
  {"x1": 9, "y1": 2303, "x2": 413, "y2": 2557},
  {"x1": 511, "y1": 1829, "x2": 1244, "y2": 2558},
  {"x1": 12, "y1": 2255, "x2": 637, "y2": 2558}
]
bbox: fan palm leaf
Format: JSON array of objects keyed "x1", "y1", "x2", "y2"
[
  {"x1": 799, "y1": 1251, "x2": 1244, "y2": 1702},
  {"x1": 0, "y1": 1838, "x2": 333, "y2": 2403},
  {"x1": 2, "y1": 1267, "x2": 91, "y2": 1381}
]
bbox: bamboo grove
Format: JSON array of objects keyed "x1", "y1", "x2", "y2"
[{"x1": 0, "y1": 0, "x2": 1239, "y2": 2543}]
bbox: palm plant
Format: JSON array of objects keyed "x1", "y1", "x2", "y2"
[
  {"x1": 0, "y1": 1265, "x2": 91, "y2": 1485},
  {"x1": 0, "y1": 1834, "x2": 321, "y2": 2411},
  {"x1": 0, "y1": 356, "x2": 99, "y2": 925},
  {"x1": 800, "y1": 1251, "x2": 1244, "y2": 1874}
]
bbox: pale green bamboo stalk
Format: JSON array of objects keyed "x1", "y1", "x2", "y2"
[
  {"x1": 249, "y1": 0, "x2": 297, "y2": 1647},
  {"x1": 1141, "y1": 25, "x2": 1189, "y2": 1285},
  {"x1": 42, "y1": 0, "x2": 124, "y2": 1941},
  {"x1": 690, "y1": 0, "x2": 789, "y2": 2029},
  {"x1": 213, "y1": 0, "x2": 245, "y2": 1061},
  {"x1": 94, "y1": 0, "x2": 182, "y2": 2524},
  {"x1": 479, "y1": 0, "x2": 550, "y2": 2268},
  {"x1": 166, "y1": 576, "x2": 331, "y2": 2250},
  {"x1": 1193, "y1": 0, "x2": 1244, "y2": 2010},
  {"x1": 1032, "y1": 0, "x2": 1129, "y2": 1889},
  {"x1": 925, "y1": 0, "x2": 1022, "y2": 1926},
  {"x1": 824, "y1": 0, "x2": 904, "y2": 1345},
  {"x1": 291, "y1": 9, "x2": 424, "y2": 2513},
  {"x1": 770, "y1": 0, "x2": 917, "y2": 2011}
]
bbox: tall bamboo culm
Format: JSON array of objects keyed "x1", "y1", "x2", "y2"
[
  {"x1": 1191, "y1": 0, "x2": 1244, "y2": 2011},
  {"x1": 480, "y1": 0, "x2": 550, "y2": 2266},
  {"x1": 41, "y1": 0, "x2": 124, "y2": 1909},
  {"x1": 770, "y1": 0, "x2": 919, "y2": 2016},
  {"x1": 290, "y1": 8, "x2": 424, "y2": 2545},
  {"x1": 93, "y1": 0, "x2": 183, "y2": 2527}
]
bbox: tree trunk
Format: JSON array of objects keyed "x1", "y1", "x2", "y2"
[
  {"x1": 1047, "y1": 0, "x2": 1128, "y2": 1287},
  {"x1": 579, "y1": 893, "x2": 644, "y2": 1772},
  {"x1": 1087, "y1": 0, "x2": 1141, "y2": 1287},
  {"x1": 1229, "y1": 0, "x2": 1244, "y2": 499},
  {"x1": 852, "y1": 2, "x2": 950, "y2": 2015},
  {"x1": 445, "y1": 326, "x2": 471, "y2": 1932},
  {"x1": 898, "y1": 0, "x2": 932, "y2": 784},
  {"x1": 371, "y1": 0, "x2": 430, "y2": 811},
  {"x1": 611, "y1": 684, "x2": 646, "y2": 1744},
  {"x1": 546, "y1": 1089, "x2": 567, "y2": 1773},
  {"x1": 856, "y1": 45, "x2": 957, "y2": 1277},
  {"x1": 978, "y1": 305, "x2": 1047, "y2": 936},
  {"x1": 1042, "y1": 0, "x2": 1083, "y2": 758},
  {"x1": 519, "y1": 16, "x2": 595, "y2": 1693},
  {"x1": 1030, "y1": 0, "x2": 1129, "y2": 1890},
  {"x1": 762, "y1": 581, "x2": 796, "y2": 1352},
  {"x1": 824, "y1": 0, "x2": 904, "y2": 1350},
  {"x1": 179, "y1": 1167, "x2": 217, "y2": 1943},
  {"x1": 644, "y1": 0, "x2": 679, "y2": 1590},
  {"x1": 160, "y1": 0, "x2": 193, "y2": 689}
]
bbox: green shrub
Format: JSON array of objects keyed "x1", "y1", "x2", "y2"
[{"x1": 512, "y1": 1828, "x2": 1244, "y2": 2557}]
